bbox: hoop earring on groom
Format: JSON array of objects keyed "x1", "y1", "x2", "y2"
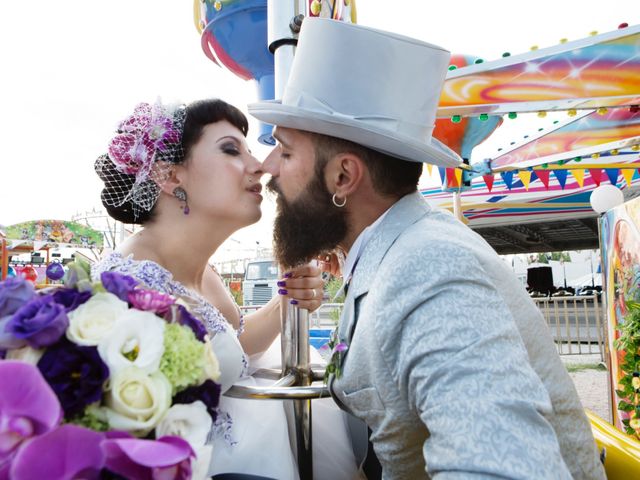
[
  {"x1": 173, "y1": 187, "x2": 190, "y2": 215},
  {"x1": 332, "y1": 193, "x2": 347, "y2": 208}
]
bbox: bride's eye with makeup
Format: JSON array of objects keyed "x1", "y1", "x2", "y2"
[{"x1": 221, "y1": 142, "x2": 241, "y2": 156}]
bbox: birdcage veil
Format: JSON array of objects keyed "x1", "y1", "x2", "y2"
[{"x1": 95, "y1": 100, "x2": 187, "y2": 220}]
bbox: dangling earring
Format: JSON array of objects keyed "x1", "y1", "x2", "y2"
[
  {"x1": 173, "y1": 187, "x2": 190, "y2": 215},
  {"x1": 332, "y1": 193, "x2": 346, "y2": 208}
]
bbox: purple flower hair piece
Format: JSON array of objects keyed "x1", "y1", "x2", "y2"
[
  {"x1": 100, "y1": 271, "x2": 139, "y2": 303},
  {"x1": 128, "y1": 288, "x2": 175, "y2": 314}
]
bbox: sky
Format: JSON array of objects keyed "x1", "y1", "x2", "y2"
[{"x1": 1, "y1": 0, "x2": 638, "y2": 263}]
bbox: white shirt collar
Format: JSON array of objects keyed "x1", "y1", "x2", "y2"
[{"x1": 334, "y1": 206, "x2": 392, "y2": 299}]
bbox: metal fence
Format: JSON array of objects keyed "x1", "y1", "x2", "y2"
[
  {"x1": 242, "y1": 295, "x2": 607, "y2": 360},
  {"x1": 532, "y1": 295, "x2": 606, "y2": 361}
]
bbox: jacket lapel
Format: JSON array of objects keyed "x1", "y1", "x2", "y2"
[{"x1": 337, "y1": 192, "x2": 431, "y2": 346}]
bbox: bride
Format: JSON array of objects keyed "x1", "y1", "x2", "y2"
[{"x1": 92, "y1": 99, "x2": 360, "y2": 479}]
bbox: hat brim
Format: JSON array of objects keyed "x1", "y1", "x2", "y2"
[{"x1": 249, "y1": 100, "x2": 461, "y2": 167}]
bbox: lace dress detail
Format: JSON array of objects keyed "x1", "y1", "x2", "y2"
[{"x1": 93, "y1": 253, "x2": 245, "y2": 346}]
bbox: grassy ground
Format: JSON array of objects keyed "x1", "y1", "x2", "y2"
[{"x1": 565, "y1": 363, "x2": 608, "y2": 373}]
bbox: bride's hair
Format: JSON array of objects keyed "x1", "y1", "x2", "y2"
[{"x1": 96, "y1": 99, "x2": 248, "y2": 225}]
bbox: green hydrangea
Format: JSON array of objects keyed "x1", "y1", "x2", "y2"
[
  {"x1": 66, "y1": 405, "x2": 109, "y2": 432},
  {"x1": 159, "y1": 323, "x2": 206, "y2": 394}
]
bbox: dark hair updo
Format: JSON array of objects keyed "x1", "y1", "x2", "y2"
[{"x1": 96, "y1": 99, "x2": 249, "y2": 225}]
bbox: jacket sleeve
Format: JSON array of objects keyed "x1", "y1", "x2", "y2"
[{"x1": 376, "y1": 244, "x2": 573, "y2": 479}]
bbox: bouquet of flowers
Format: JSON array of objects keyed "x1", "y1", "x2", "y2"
[{"x1": 0, "y1": 260, "x2": 221, "y2": 479}]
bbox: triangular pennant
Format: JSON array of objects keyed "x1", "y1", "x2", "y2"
[
  {"x1": 535, "y1": 170, "x2": 551, "y2": 189},
  {"x1": 529, "y1": 170, "x2": 538, "y2": 184},
  {"x1": 622, "y1": 168, "x2": 635, "y2": 187},
  {"x1": 588, "y1": 169, "x2": 602, "y2": 186},
  {"x1": 500, "y1": 171, "x2": 514, "y2": 190},
  {"x1": 635, "y1": 168, "x2": 640, "y2": 180},
  {"x1": 448, "y1": 168, "x2": 460, "y2": 188},
  {"x1": 426, "y1": 163, "x2": 433, "y2": 176},
  {"x1": 482, "y1": 175, "x2": 494, "y2": 192},
  {"x1": 605, "y1": 168, "x2": 619, "y2": 186},
  {"x1": 454, "y1": 168, "x2": 463, "y2": 188},
  {"x1": 517, "y1": 170, "x2": 532, "y2": 190},
  {"x1": 552, "y1": 169, "x2": 568, "y2": 189},
  {"x1": 438, "y1": 167, "x2": 447, "y2": 185},
  {"x1": 571, "y1": 169, "x2": 585, "y2": 187}
]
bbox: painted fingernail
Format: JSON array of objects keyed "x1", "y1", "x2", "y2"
[
  {"x1": 278, "y1": 289, "x2": 288, "y2": 295},
  {"x1": 290, "y1": 299, "x2": 298, "y2": 305},
  {"x1": 277, "y1": 280, "x2": 286, "y2": 287},
  {"x1": 284, "y1": 272, "x2": 293, "y2": 278}
]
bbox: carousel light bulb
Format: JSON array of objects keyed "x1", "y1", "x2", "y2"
[
  {"x1": 474, "y1": 58, "x2": 484, "y2": 64},
  {"x1": 479, "y1": 113, "x2": 489, "y2": 121},
  {"x1": 537, "y1": 111, "x2": 547, "y2": 118},
  {"x1": 448, "y1": 65, "x2": 458, "y2": 71},
  {"x1": 618, "y1": 23, "x2": 628, "y2": 29},
  {"x1": 590, "y1": 185, "x2": 624, "y2": 213},
  {"x1": 591, "y1": 152, "x2": 600, "y2": 159},
  {"x1": 502, "y1": 52, "x2": 511, "y2": 57},
  {"x1": 589, "y1": 30, "x2": 598, "y2": 36},
  {"x1": 610, "y1": 149, "x2": 619, "y2": 156},
  {"x1": 568, "y1": 109, "x2": 577, "y2": 117},
  {"x1": 596, "y1": 107, "x2": 608, "y2": 115},
  {"x1": 531, "y1": 45, "x2": 539, "y2": 51},
  {"x1": 560, "y1": 38, "x2": 568, "y2": 43},
  {"x1": 508, "y1": 112, "x2": 517, "y2": 119},
  {"x1": 451, "y1": 115, "x2": 462, "y2": 123}
]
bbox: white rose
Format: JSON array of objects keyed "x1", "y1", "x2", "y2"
[
  {"x1": 98, "y1": 309, "x2": 165, "y2": 375},
  {"x1": 156, "y1": 401, "x2": 213, "y2": 480},
  {"x1": 67, "y1": 292, "x2": 128, "y2": 346},
  {"x1": 201, "y1": 336, "x2": 221, "y2": 383},
  {"x1": 6, "y1": 345, "x2": 44, "y2": 364},
  {"x1": 104, "y1": 367, "x2": 172, "y2": 436}
]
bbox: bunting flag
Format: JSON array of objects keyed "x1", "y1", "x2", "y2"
[
  {"x1": 426, "y1": 163, "x2": 433, "y2": 176},
  {"x1": 482, "y1": 175, "x2": 494, "y2": 191},
  {"x1": 446, "y1": 168, "x2": 460, "y2": 188},
  {"x1": 517, "y1": 170, "x2": 532, "y2": 190},
  {"x1": 500, "y1": 171, "x2": 514, "y2": 190},
  {"x1": 588, "y1": 168, "x2": 603, "y2": 186},
  {"x1": 438, "y1": 167, "x2": 447, "y2": 185},
  {"x1": 454, "y1": 168, "x2": 463, "y2": 187},
  {"x1": 571, "y1": 169, "x2": 585, "y2": 187},
  {"x1": 622, "y1": 168, "x2": 635, "y2": 187},
  {"x1": 552, "y1": 169, "x2": 568, "y2": 189},
  {"x1": 535, "y1": 169, "x2": 551, "y2": 189},
  {"x1": 605, "y1": 168, "x2": 619, "y2": 186}
]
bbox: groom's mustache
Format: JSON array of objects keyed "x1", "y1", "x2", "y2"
[{"x1": 266, "y1": 177, "x2": 282, "y2": 197}]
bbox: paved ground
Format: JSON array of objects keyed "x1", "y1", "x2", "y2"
[{"x1": 561, "y1": 354, "x2": 611, "y2": 423}]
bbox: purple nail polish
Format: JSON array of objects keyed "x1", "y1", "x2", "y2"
[
  {"x1": 277, "y1": 280, "x2": 286, "y2": 287},
  {"x1": 290, "y1": 299, "x2": 298, "y2": 305},
  {"x1": 284, "y1": 272, "x2": 293, "y2": 278},
  {"x1": 278, "y1": 289, "x2": 288, "y2": 295}
]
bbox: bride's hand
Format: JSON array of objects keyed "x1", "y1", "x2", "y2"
[{"x1": 278, "y1": 263, "x2": 324, "y2": 312}]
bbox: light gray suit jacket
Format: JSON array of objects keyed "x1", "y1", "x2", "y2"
[{"x1": 329, "y1": 192, "x2": 605, "y2": 479}]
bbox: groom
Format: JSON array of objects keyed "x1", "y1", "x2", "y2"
[{"x1": 251, "y1": 18, "x2": 605, "y2": 479}]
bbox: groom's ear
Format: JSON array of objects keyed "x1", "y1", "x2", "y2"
[{"x1": 327, "y1": 152, "x2": 365, "y2": 198}]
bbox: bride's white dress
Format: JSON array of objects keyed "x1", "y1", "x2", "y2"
[{"x1": 93, "y1": 253, "x2": 359, "y2": 480}]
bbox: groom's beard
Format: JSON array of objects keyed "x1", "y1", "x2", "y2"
[{"x1": 267, "y1": 174, "x2": 347, "y2": 268}]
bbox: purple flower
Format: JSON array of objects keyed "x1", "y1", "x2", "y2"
[
  {"x1": 102, "y1": 434, "x2": 194, "y2": 480},
  {"x1": 173, "y1": 380, "x2": 221, "y2": 423},
  {"x1": 166, "y1": 304, "x2": 207, "y2": 341},
  {"x1": 0, "y1": 277, "x2": 35, "y2": 317},
  {"x1": 100, "y1": 272, "x2": 139, "y2": 302},
  {"x1": 52, "y1": 287, "x2": 92, "y2": 312},
  {"x1": 6, "y1": 294, "x2": 68, "y2": 348},
  {"x1": 332, "y1": 342, "x2": 348, "y2": 354},
  {"x1": 10, "y1": 425, "x2": 105, "y2": 480},
  {"x1": 0, "y1": 361, "x2": 62, "y2": 477},
  {"x1": 128, "y1": 289, "x2": 175, "y2": 314},
  {"x1": 37, "y1": 338, "x2": 109, "y2": 417}
]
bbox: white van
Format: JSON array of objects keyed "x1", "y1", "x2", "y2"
[{"x1": 242, "y1": 258, "x2": 279, "y2": 306}]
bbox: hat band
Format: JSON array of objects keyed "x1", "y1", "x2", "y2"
[{"x1": 283, "y1": 90, "x2": 434, "y2": 140}]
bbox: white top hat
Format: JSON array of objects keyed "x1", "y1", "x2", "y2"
[{"x1": 249, "y1": 18, "x2": 461, "y2": 167}]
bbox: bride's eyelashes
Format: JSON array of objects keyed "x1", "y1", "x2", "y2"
[{"x1": 221, "y1": 142, "x2": 241, "y2": 156}]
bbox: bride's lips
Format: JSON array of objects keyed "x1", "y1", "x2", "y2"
[{"x1": 247, "y1": 183, "x2": 263, "y2": 200}]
